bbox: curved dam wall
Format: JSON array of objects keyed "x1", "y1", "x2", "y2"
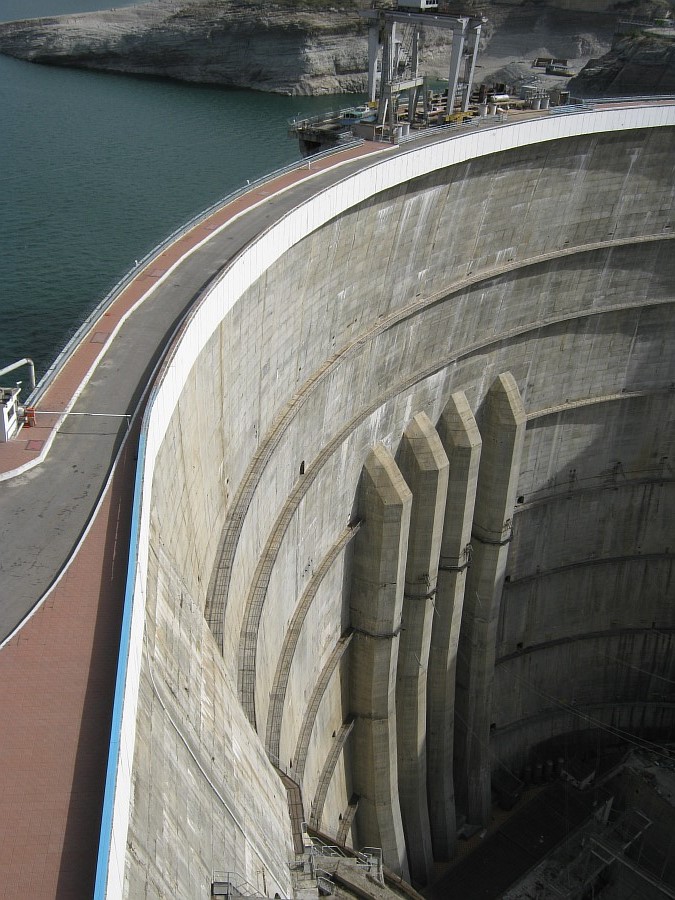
[{"x1": 100, "y1": 106, "x2": 675, "y2": 897}]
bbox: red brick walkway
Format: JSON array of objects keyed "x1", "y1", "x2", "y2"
[
  {"x1": 0, "y1": 429, "x2": 135, "y2": 898},
  {"x1": 0, "y1": 141, "x2": 385, "y2": 898}
]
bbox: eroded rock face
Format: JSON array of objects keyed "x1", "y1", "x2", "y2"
[
  {"x1": 568, "y1": 31, "x2": 675, "y2": 96},
  {"x1": 0, "y1": 0, "x2": 370, "y2": 95},
  {"x1": 0, "y1": 0, "x2": 671, "y2": 95}
]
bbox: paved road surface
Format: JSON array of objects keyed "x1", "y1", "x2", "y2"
[{"x1": 0, "y1": 139, "x2": 392, "y2": 641}]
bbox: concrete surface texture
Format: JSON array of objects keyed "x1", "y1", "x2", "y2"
[{"x1": 115, "y1": 110, "x2": 674, "y2": 897}]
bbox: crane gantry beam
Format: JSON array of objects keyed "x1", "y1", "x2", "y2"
[{"x1": 361, "y1": 7, "x2": 484, "y2": 124}]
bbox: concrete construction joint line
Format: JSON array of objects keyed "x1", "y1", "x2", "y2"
[
  {"x1": 352, "y1": 625, "x2": 403, "y2": 640},
  {"x1": 471, "y1": 528, "x2": 513, "y2": 547},
  {"x1": 497, "y1": 624, "x2": 675, "y2": 664},
  {"x1": 403, "y1": 589, "x2": 437, "y2": 601},
  {"x1": 438, "y1": 561, "x2": 470, "y2": 572},
  {"x1": 206, "y1": 232, "x2": 674, "y2": 619},
  {"x1": 490, "y1": 700, "x2": 675, "y2": 736},
  {"x1": 503, "y1": 550, "x2": 674, "y2": 586},
  {"x1": 512, "y1": 475, "x2": 675, "y2": 513},
  {"x1": 218, "y1": 289, "x2": 674, "y2": 628},
  {"x1": 525, "y1": 383, "x2": 675, "y2": 421}
]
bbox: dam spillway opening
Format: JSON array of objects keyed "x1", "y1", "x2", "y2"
[{"x1": 113, "y1": 109, "x2": 675, "y2": 899}]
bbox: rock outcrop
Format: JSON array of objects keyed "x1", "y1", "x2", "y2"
[
  {"x1": 0, "y1": 0, "x2": 371, "y2": 95},
  {"x1": 0, "y1": 0, "x2": 672, "y2": 95},
  {"x1": 568, "y1": 28, "x2": 675, "y2": 96}
]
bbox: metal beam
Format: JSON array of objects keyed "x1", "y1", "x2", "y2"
[{"x1": 361, "y1": 9, "x2": 483, "y2": 32}]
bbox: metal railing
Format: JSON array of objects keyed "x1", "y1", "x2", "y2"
[
  {"x1": 545, "y1": 94, "x2": 675, "y2": 120},
  {"x1": 617, "y1": 17, "x2": 675, "y2": 31},
  {"x1": 315, "y1": 870, "x2": 335, "y2": 896},
  {"x1": 308, "y1": 835, "x2": 384, "y2": 876},
  {"x1": 30, "y1": 92, "x2": 675, "y2": 409},
  {"x1": 26, "y1": 140, "x2": 361, "y2": 408},
  {"x1": 306, "y1": 839, "x2": 384, "y2": 891},
  {"x1": 211, "y1": 871, "x2": 283, "y2": 898},
  {"x1": 394, "y1": 111, "x2": 506, "y2": 143},
  {"x1": 348, "y1": 847, "x2": 385, "y2": 885},
  {"x1": 288, "y1": 106, "x2": 372, "y2": 130},
  {"x1": 389, "y1": 93, "x2": 675, "y2": 141}
]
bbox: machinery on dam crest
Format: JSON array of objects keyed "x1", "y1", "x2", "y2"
[{"x1": 291, "y1": 2, "x2": 486, "y2": 154}]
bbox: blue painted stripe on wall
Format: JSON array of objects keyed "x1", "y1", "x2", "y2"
[{"x1": 93, "y1": 430, "x2": 147, "y2": 899}]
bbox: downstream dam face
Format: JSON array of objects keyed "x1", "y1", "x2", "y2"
[{"x1": 105, "y1": 107, "x2": 675, "y2": 898}]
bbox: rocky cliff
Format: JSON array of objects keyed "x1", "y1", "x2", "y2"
[
  {"x1": 569, "y1": 28, "x2": 675, "y2": 96},
  {"x1": 0, "y1": 0, "x2": 370, "y2": 95},
  {"x1": 0, "y1": 0, "x2": 671, "y2": 95}
]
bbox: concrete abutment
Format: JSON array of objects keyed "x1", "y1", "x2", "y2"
[{"x1": 454, "y1": 372, "x2": 526, "y2": 828}]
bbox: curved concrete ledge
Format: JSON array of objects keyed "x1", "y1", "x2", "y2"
[
  {"x1": 266, "y1": 523, "x2": 360, "y2": 760},
  {"x1": 504, "y1": 549, "x2": 674, "y2": 586},
  {"x1": 309, "y1": 717, "x2": 355, "y2": 832},
  {"x1": 294, "y1": 631, "x2": 354, "y2": 785},
  {"x1": 95, "y1": 104, "x2": 675, "y2": 897},
  {"x1": 497, "y1": 624, "x2": 675, "y2": 665},
  {"x1": 206, "y1": 238, "x2": 673, "y2": 632},
  {"x1": 491, "y1": 699, "x2": 675, "y2": 751}
]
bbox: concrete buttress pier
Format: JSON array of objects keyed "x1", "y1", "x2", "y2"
[
  {"x1": 428, "y1": 390, "x2": 482, "y2": 859},
  {"x1": 395, "y1": 412, "x2": 449, "y2": 885},
  {"x1": 349, "y1": 444, "x2": 411, "y2": 880},
  {"x1": 454, "y1": 372, "x2": 526, "y2": 828},
  {"x1": 96, "y1": 104, "x2": 675, "y2": 898}
]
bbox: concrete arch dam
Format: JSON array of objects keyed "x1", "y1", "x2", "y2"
[{"x1": 103, "y1": 105, "x2": 675, "y2": 898}]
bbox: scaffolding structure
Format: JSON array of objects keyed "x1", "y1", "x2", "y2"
[{"x1": 535, "y1": 809, "x2": 674, "y2": 900}]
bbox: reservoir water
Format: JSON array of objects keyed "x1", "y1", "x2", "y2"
[{"x1": 0, "y1": 0, "x2": 355, "y2": 378}]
